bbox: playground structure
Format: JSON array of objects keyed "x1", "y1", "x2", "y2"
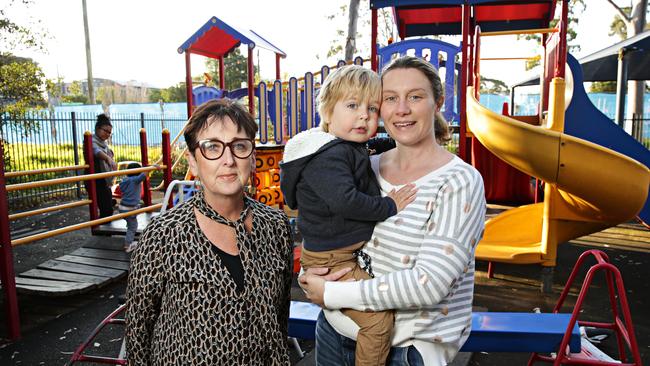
[
  {"x1": 0, "y1": 129, "x2": 173, "y2": 340},
  {"x1": 172, "y1": 3, "x2": 650, "y2": 288},
  {"x1": 0, "y1": 2, "x2": 648, "y2": 364}
]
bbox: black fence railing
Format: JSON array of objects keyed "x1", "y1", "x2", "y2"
[
  {"x1": 629, "y1": 116, "x2": 649, "y2": 149},
  {"x1": 1, "y1": 112, "x2": 186, "y2": 212}
]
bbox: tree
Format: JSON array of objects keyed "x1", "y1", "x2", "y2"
[
  {"x1": 480, "y1": 78, "x2": 509, "y2": 95},
  {"x1": 590, "y1": 81, "x2": 617, "y2": 93},
  {"x1": 522, "y1": 0, "x2": 586, "y2": 70},
  {"x1": 604, "y1": 0, "x2": 648, "y2": 122},
  {"x1": 0, "y1": 55, "x2": 48, "y2": 118},
  {"x1": 81, "y1": 0, "x2": 95, "y2": 104},
  {"x1": 345, "y1": 0, "x2": 361, "y2": 62},
  {"x1": 205, "y1": 48, "x2": 257, "y2": 91},
  {"x1": 1, "y1": 0, "x2": 51, "y2": 171},
  {"x1": 61, "y1": 80, "x2": 88, "y2": 104},
  {"x1": 1, "y1": 0, "x2": 46, "y2": 53},
  {"x1": 148, "y1": 83, "x2": 186, "y2": 103},
  {"x1": 1, "y1": 0, "x2": 49, "y2": 120},
  {"x1": 323, "y1": 0, "x2": 394, "y2": 62}
]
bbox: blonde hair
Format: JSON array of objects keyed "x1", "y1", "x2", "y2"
[
  {"x1": 382, "y1": 56, "x2": 451, "y2": 144},
  {"x1": 317, "y1": 65, "x2": 381, "y2": 132}
]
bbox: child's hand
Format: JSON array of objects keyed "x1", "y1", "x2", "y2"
[{"x1": 388, "y1": 183, "x2": 417, "y2": 212}]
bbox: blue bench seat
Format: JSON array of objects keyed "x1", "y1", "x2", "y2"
[{"x1": 288, "y1": 301, "x2": 581, "y2": 353}]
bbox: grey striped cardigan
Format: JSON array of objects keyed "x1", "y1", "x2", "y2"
[{"x1": 324, "y1": 155, "x2": 486, "y2": 364}]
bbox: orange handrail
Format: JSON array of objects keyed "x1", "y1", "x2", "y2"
[
  {"x1": 11, "y1": 204, "x2": 162, "y2": 246},
  {"x1": 481, "y1": 27, "x2": 558, "y2": 37},
  {"x1": 6, "y1": 165, "x2": 164, "y2": 192},
  {"x1": 5, "y1": 164, "x2": 89, "y2": 178},
  {"x1": 8, "y1": 200, "x2": 92, "y2": 221}
]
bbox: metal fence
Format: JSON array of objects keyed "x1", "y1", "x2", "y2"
[
  {"x1": 629, "y1": 116, "x2": 650, "y2": 149},
  {"x1": 1, "y1": 112, "x2": 186, "y2": 212}
]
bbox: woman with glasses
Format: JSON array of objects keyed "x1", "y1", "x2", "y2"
[
  {"x1": 92, "y1": 113, "x2": 117, "y2": 218},
  {"x1": 126, "y1": 99, "x2": 294, "y2": 365}
]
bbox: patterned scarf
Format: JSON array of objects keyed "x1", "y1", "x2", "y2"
[
  {"x1": 191, "y1": 188, "x2": 255, "y2": 297},
  {"x1": 191, "y1": 189, "x2": 251, "y2": 228}
]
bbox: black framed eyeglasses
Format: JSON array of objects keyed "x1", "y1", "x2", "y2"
[{"x1": 196, "y1": 138, "x2": 255, "y2": 160}]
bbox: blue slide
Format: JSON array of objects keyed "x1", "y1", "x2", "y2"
[{"x1": 564, "y1": 54, "x2": 650, "y2": 225}]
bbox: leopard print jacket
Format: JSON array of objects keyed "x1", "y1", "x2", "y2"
[{"x1": 126, "y1": 190, "x2": 293, "y2": 365}]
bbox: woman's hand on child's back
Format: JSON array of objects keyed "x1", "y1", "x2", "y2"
[{"x1": 388, "y1": 183, "x2": 417, "y2": 212}]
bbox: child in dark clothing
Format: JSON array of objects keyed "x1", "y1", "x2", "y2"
[
  {"x1": 119, "y1": 162, "x2": 146, "y2": 253},
  {"x1": 280, "y1": 65, "x2": 417, "y2": 366}
]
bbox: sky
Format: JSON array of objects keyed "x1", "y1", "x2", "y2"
[{"x1": 5, "y1": 0, "x2": 626, "y2": 89}]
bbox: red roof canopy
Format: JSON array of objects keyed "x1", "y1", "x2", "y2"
[
  {"x1": 178, "y1": 16, "x2": 285, "y2": 59},
  {"x1": 371, "y1": 1, "x2": 556, "y2": 37}
]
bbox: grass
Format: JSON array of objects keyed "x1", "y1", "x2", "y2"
[
  {"x1": 4, "y1": 143, "x2": 188, "y2": 177},
  {"x1": 4, "y1": 143, "x2": 188, "y2": 210}
]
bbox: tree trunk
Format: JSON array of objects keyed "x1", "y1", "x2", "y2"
[
  {"x1": 345, "y1": 0, "x2": 361, "y2": 62},
  {"x1": 82, "y1": 0, "x2": 95, "y2": 105},
  {"x1": 625, "y1": 0, "x2": 647, "y2": 128}
]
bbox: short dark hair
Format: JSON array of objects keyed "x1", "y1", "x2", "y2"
[
  {"x1": 95, "y1": 113, "x2": 112, "y2": 131},
  {"x1": 127, "y1": 162, "x2": 141, "y2": 177},
  {"x1": 184, "y1": 99, "x2": 257, "y2": 154}
]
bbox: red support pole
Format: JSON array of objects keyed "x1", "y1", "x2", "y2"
[
  {"x1": 275, "y1": 54, "x2": 281, "y2": 80},
  {"x1": 371, "y1": 8, "x2": 378, "y2": 72},
  {"x1": 161, "y1": 129, "x2": 172, "y2": 196},
  {"x1": 218, "y1": 56, "x2": 225, "y2": 90},
  {"x1": 139, "y1": 129, "x2": 151, "y2": 207},
  {"x1": 459, "y1": 3, "x2": 469, "y2": 161},
  {"x1": 247, "y1": 47, "x2": 255, "y2": 116},
  {"x1": 83, "y1": 132, "x2": 99, "y2": 229},
  {"x1": 0, "y1": 139, "x2": 21, "y2": 340},
  {"x1": 473, "y1": 26, "x2": 481, "y2": 100},
  {"x1": 556, "y1": 0, "x2": 568, "y2": 78},
  {"x1": 185, "y1": 52, "x2": 193, "y2": 118}
]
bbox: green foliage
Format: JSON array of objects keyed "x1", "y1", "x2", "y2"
[
  {"x1": 5, "y1": 142, "x2": 186, "y2": 179},
  {"x1": 0, "y1": 55, "x2": 48, "y2": 118},
  {"x1": 521, "y1": 0, "x2": 585, "y2": 70},
  {"x1": 1, "y1": 0, "x2": 54, "y2": 134},
  {"x1": 0, "y1": 0, "x2": 46, "y2": 53},
  {"x1": 205, "y1": 48, "x2": 258, "y2": 90},
  {"x1": 589, "y1": 81, "x2": 617, "y2": 93},
  {"x1": 148, "y1": 82, "x2": 187, "y2": 103},
  {"x1": 60, "y1": 80, "x2": 89, "y2": 104},
  {"x1": 480, "y1": 77, "x2": 509, "y2": 95},
  {"x1": 608, "y1": 6, "x2": 650, "y2": 39},
  {"x1": 609, "y1": 9, "x2": 629, "y2": 40}
]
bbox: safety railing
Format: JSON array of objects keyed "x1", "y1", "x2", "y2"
[{"x1": 0, "y1": 128, "x2": 172, "y2": 340}]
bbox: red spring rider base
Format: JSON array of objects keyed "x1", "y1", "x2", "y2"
[{"x1": 528, "y1": 249, "x2": 642, "y2": 366}]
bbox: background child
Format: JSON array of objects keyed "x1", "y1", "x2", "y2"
[
  {"x1": 118, "y1": 162, "x2": 146, "y2": 253},
  {"x1": 280, "y1": 65, "x2": 416, "y2": 366}
]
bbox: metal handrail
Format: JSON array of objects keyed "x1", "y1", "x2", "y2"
[{"x1": 6, "y1": 165, "x2": 164, "y2": 192}]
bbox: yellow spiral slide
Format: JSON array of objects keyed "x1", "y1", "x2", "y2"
[{"x1": 466, "y1": 80, "x2": 649, "y2": 267}]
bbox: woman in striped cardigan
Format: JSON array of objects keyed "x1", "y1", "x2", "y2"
[{"x1": 299, "y1": 56, "x2": 486, "y2": 366}]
